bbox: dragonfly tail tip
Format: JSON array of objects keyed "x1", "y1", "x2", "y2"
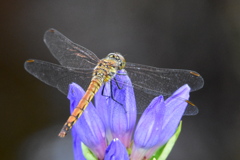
[{"x1": 58, "y1": 131, "x2": 67, "y2": 138}]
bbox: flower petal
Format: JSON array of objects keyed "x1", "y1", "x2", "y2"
[
  {"x1": 71, "y1": 127, "x2": 86, "y2": 160},
  {"x1": 69, "y1": 83, "x2": 107, "y2": 160},
  {"x1": 155, "y1": 85, "x2": 190, "y2": 147},
  {"x1": 104, "y1": 138, "x2": 129, "y2": 160},
  {"x1": 95, "y1": 82, "x2": 111, "y2": 125},
  {"x1": 131, "y1": 96, "x2": 165, "y2": 159},
  {"x1": 95, "y1": 70, "x2": 137, "y2": 147},
  {"x1": 164, "y1": 84, "x2": 190, "y2": 116},
  {"x1": 131, "y1": 84, "x2": 190, "y2": 159}
]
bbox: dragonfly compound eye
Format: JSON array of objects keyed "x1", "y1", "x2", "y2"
[
  {"x1": 107, "y1": 53, "x2": 126, "y2": 70},
  {"x1": 117, "y1": 53, "x2": 126, "y2": 70}
]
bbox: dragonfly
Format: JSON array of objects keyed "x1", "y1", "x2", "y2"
[{"x1": 24, "y1": 28, "x2": 204, "y2": 138}]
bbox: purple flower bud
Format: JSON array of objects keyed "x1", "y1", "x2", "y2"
[
  {"x1": 104, "y1": 138, "x2": 129, "y2": 160},
  {"x1": 131, "y1": 84, "x2": 190, "y2": 159},
  {"x1": 95, "y1": 70, "x2": 137, "y2": 148},
  {"x1": 68, "y1": 83, "x2": 107, "y2": 160}
]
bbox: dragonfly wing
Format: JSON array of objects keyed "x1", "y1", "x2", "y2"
[
  {"x1": 183, "y1": 103, "x2": 199, "y2": 116},
  {"x1": 125, "y1": 62, "x2": 204, "y2": 96},
  {"x1": 44, "y1": 28, "x2": 100, "y2": 68},
  {"x1": 124, "y1": 62, "x2": 203, "y2": 116},
  {"x1": 24, "y1": 59, "x2": 92, "y2": 95},
  {"x1": 111, "y1": 75, "x2": 199, "y2": 116}
]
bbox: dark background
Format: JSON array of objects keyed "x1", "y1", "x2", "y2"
[{"x1": 1, "y1": 0, "x2": 240, "y2": 160}]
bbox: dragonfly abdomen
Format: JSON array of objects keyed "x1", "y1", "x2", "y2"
[{"x1": 58, "y1": 78, "x2": 103, "y2": 137}]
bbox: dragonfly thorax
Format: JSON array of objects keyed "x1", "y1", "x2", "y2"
[{"x1": 92, "y1": 53, "x2": 125, "y2": 83}]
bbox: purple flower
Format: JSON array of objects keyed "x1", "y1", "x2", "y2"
[
  {"x1": 69, "y1": 70, "x2": 137, "y2": 159},
  {"x1": 68, "y1": 74, "x2": 191, "y2": 159},
  {"x1": 69, "y1": 83, "x2": 107, "y2": 159},
  {"x1": 131, "y1": 84, "x2": 190, "y2": 160},
  {"x1": 104, "y1": 138, "x2": 129, "y2": 160},
  {"x1": 94, "y1": 70, "x2": 137, "y2": 148}
]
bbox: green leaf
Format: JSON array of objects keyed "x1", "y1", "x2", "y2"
[
  {"x1": 150, "y1": 121, "x2": 182, "y2": 160},
  {"x1": 81, "y1": 142, "x2": 98, "y2": 160}
]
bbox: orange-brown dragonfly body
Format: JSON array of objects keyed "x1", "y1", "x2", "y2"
[{"x1": 58, "y1": 53, "x2": 126, "y2": 137}]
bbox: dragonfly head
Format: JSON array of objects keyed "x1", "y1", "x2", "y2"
[{"x1": 107, "y1": 52, "x2": 126, "y2": 70}]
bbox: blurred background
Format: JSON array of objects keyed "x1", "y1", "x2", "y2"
[{"x1": 1, "y1": 0, "x2": 240, "y2": 160}]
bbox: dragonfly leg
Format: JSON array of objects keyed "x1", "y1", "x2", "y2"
[
  {"x1": 109, "y1": 80, "x2": 128, "y2": 114},
  {"x1": 113, "y1": 76, "x2": 127, "y2": 89},
  {"x1": 101, "y1": 84, "x2": 111, "y2": 97}
]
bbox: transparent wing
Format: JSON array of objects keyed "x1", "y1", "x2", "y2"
[
  {"x1": 24, "y1": 59, "x2": 201, "y2": 116},
  {"x1": 131, "y1": 89, "x2": 199, "y2": 116},
  {"x1": 126, "y1": 62, "x2": 204, "y2": 95},
  {"x1": 114, "y1": 69, "x2": 202, "y2": 116},
  {"x1": 125, "y1": 62, "x2": 203, "y2": 115},
  {"x1": 27, "y1": 28, "x2": 203, "y2": 116},
  {"x1": 24, "y1": 59, "x2": 93, "y2": 94},
  {"x1": 44, "y1": 28, "x2": 100, "y2": 68}
]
